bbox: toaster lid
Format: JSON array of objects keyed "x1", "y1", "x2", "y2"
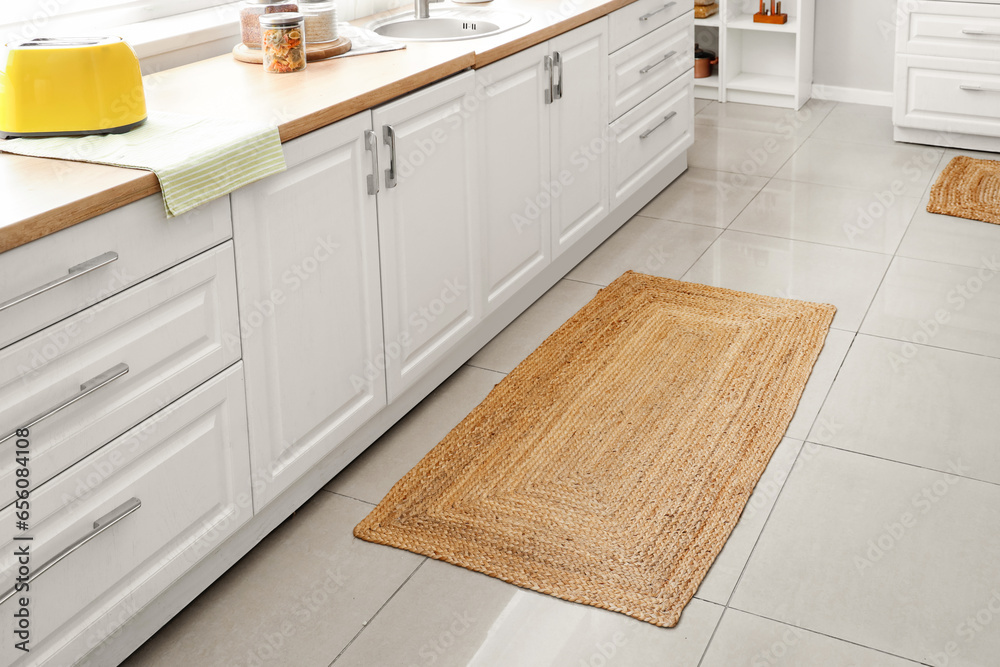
[{"x1": 7, "y1": 36, "x2": 122, "y2": 50}]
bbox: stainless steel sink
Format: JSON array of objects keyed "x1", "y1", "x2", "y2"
[{"x1": 369, "y1": 8, "x2": 530, "y2": 42}]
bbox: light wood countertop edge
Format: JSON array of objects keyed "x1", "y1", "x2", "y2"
[{"x1": 0, "y1": 0, "x2": 635, "y2": 255}]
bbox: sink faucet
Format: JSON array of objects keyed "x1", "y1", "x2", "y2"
[{"x1": 415, "y1": 0, "x2": 442, "y2": 19}]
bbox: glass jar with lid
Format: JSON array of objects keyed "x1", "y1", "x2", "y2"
[
  {"x1": 260, "y1": 12, "x2": 307, "y2": 73},
  {"x1": 240, "y1": 0, "x2": 299, "y2": 49},
  {"x1": 299, "y1": 0, "x2": 338, "y2": 44}
]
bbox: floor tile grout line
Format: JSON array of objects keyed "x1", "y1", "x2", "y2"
[
  {"x1": 328, "y1": 558, "x2": 428, "y2": 666},
  {"x1": 323, "y1": 489, "x2": 377, "y2": 506},
  {"x1": 678, "y1": 224, "x2": 726, "y2": 282},
  {"x1": 717, "y1": 434, "x2": 814, "y2": 611},
  {"x1": 887, "y1": 249, "x2": 1000, "y2": 274},
  {"x1": 693, "y1": 605, "x2": 728, "y2": 667},
  {"x1": 853, "y1": 249, "x2": 897, "y2": 337},
  {"x1": 561, "y1": 276, "x2": 608, "y2": 288},
  {"x1": 803, "y1": 440, "x2": 1000, "y2": 490},
  {"x1": 707, "y1": 224, "x2": 901, "y2": 264},
  {"x1": 724, "y1": 607, "x2": 933, "y2": 667},
  {"x1": 463, "y1": 361, "x2": 510, "y2": 376},
  {"x1": 851, "y1": 330, "x2": 1000, "y2": 362},
  {"x1": 718, "y1": 221, "x2": 900, "y2": 256},
  {"x1": 797, "y1": 330, "x2": 859, "y2": 445}
]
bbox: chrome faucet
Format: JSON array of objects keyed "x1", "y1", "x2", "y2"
[{"x1": 415, "y1": 0, "x2": 442, "y2": 19}]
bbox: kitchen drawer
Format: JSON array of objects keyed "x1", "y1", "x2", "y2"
[
  {"x1": 609, "y1": 0, "x2": 689, "y2": 53},
  {"x1": 899, "y1": 1, "x2": 1000, "y2": 61},
  {"x1": 609, "y1": 13, "x2": 693, "y2": 120},
  {"x1": 0, "y1": 242, "x2": 240, "y2": 510},
  {"x1": 894, "y1": 54, "x2": 1000, "y2": 138},
  {"x1": 0, "y1": 364, "x2": 251, "y2": 666},
  {"x1": 0, "y1": 194, "x2": 231, "y2": 350},
  {"x1": 609, "y1": 72, "x2": 694, "y2": 209}
]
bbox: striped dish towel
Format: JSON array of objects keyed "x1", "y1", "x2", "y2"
[{"x1": 0, "y1": 111, "x2": 286, "y2": 217}]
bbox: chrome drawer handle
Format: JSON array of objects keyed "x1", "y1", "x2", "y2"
[
  {"x1": 0, "y1": 498, "x2": 141, "y2": 606},
  {"x1": 0, "y1": 363, "x2": 129, "y2": 445},
  {"x1": 383, "y1": 124, "x2": 398, "y2": 189},
  {"x1": 639, "y1": 1, "x2": 675, "y2": 22},
  {"x1": 0, "y1": 251, "x2": 118, "y2": 313},
  {"x1": 364, "y1": 129, "x2": 380, "y2": 196},
  {"x1": 553, "y1": 51, "x2": 564, "y2": 100},
  {"x1": 960, "y1": 83, "x2": 1000, "y2": 93},
  {"x1": 640, "y1": 50, "x2": 677, "y2": 74},
  {"x1": 544, "y1": 55, "x2": 554, "y2": 104},
  {"x1": 961, "y1": 28, "x2": 1000, "y2": 36},
  {"x1": 639, "y1": 110, "x2": 678, "y2": 139}
]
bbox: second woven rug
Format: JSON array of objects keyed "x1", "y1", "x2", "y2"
[{"x1": 355, "y1": 272, "x2": 835, "y2": 627}]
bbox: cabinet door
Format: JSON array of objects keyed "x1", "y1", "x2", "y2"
[
  {"x1": 549, "y1": 18, "x2": 610, "y2": 258},
  {"x1": 478, "y1": 44, "x2": 552, "y2": 314},
  {"x1": 373, "y1": 71, "x2": 481, "y2": 401},
  {"x1": 231, "y1": 113, "x2": 386, "y2": 509}
]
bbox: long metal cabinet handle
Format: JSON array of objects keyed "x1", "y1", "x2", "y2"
[
  {"x1": 383, "y1": 125, "x2": 398, "y2": 189},
  {"x1": 0, "y1": 363, "x2": 129, "y2": 445},
  {"x1": 364, "y1": 129, "x2": 380, "y2": 195},
  {"x1": 639, "y1": 111, "x2": 677, "y2": 139},
  {"x1": 962, "y1": 28, "x2": 1000, "y2": 36},
  {"x1": 544, "y1": 55, "x2": 554, "y2": 104},
  {"x1": 0, "y1": 498, "x2": 141, "y2": 606},
  {"x1": 553, "y1": 52, "x2": 564, "y2": 100},
  {"x1": 640, "y1": 50, "x2": 677, "y2": 74},
  {"x1": 0, "y1": 251, "x2": 119, "y2": 313},
  {"x1": 639, "y1": 1, "x2": 675, "y2": 22},
  {"x1": 960, "y1": 83, "x2": 1000, "y2": 93}
]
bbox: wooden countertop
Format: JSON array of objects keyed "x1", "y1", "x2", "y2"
[{"x1": 0, "y1": 0, "x2": 635, "y2": 255}]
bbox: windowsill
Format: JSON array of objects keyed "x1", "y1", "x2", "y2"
[{"x1": 115, "y1": 3, "x2": 241, "y2": 70}]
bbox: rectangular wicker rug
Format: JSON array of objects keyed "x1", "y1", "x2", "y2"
[
  {"x1": 355, "y1": 272, "x2": 835, "y2": 627},
  {"x1": 928, "y1": 155, "x2": 1000, "y2": 225}
]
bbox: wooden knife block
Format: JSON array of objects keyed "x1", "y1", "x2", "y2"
[{"x1": 753, "y1": 12, "x2": 787, "y2": 23}]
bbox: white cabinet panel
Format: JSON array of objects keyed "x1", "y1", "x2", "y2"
[
  {"x1": 0, "y1": 195, "x2": 231, "y2": 350},
  {"x1": 609, "y1": 13, "x2": 693, "y2": 120},
  {"x1": 899, "y1": 1, "x2": 1000, "y2": 62},
  {"x1": 477, "y1": 44, "x2": 552, "y2": 314},
  {"x1": 0, "y1": 364, "x2": 250, "y2": 666},
  {"x1": 895, "y1": 54, "x2": 1000, "y2": 138},
  {"x1": 232, "y1": 113, "x2": 386, "y2": 508},
  {"x1": 609, "y1": 0, "x2": 688, "y2": 52},
  {"x1": 373, "y1": 71, "x2": 481, "y2": 400},
  {"x1": 550, "y1": 19, "x2": 611, "y2": 258},
  {"x1": 0, "y1": 243, "x2": 240, "y2": 509},
  {"x1": 610, "y1": 73, "x2": 694, "y2": 208}
]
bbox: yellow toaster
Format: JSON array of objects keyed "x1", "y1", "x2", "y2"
[{"x1": 0, "y1": 37, "x2": 146, "y2": 138}]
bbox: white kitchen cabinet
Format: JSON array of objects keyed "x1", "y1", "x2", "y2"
[
  {"x1": 477, "y1": 43, "x2": 552, "y2": 314},
  {"x1": 549, "y1": 19, "x2": 611, "y2": 257},
  {"x1": 893, "y1": 0, "x2": 1000, "y2": 150},
  {"x1": 231, "y1": 113, "x2": 386, "y2": 509},
  {"x1": 0, "y1": 364, "x2": 250, "y2": 666},
  {"x1": 372, "y1": 71, "x2": 481, "y2": 401}
]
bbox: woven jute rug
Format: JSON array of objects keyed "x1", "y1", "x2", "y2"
[
  {"x1": 928, "y1": 155, "x2": 1000, "y2": 225},
  {"x1": 355, "y1": 272, "x2": 835, "y2": 627}
]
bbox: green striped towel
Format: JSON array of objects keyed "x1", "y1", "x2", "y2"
[{"x1": 0, "y1": 111, "x2": 286, "y2": 217}]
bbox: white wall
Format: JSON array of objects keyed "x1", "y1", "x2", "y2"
[{"x1": 813, "y1": 0, "x2": 898, "y2": 97}]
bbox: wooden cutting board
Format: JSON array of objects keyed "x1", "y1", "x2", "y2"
[{"x1": 233, "y1": 37, "x2": 351, "y2": 64}]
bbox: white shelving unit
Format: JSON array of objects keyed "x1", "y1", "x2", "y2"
[{"x1": 694, "y1": 0, "x2": 814, "y2": 109}]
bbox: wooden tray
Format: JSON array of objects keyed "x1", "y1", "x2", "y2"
[
  {"x1": 233, "y1": 37, "x2": 351, "y2": 64},
  {"x1": 752, "y1": 12, "x2": 787, "y2": 23}
]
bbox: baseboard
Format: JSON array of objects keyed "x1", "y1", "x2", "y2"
[
  {"x1": 810, "y1": 84, "x2": 893, "y2": 107},
  {"x1": 893, "y1": 126, "x2": 1000, "y2": 154},
  {"x1": 86, "y1": 152, "x2": 689, "y2": 667}
]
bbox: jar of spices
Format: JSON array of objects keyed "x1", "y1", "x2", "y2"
[
  {"x1": 240, "y1": 0, "x2": 299, "y2": 49},
  {"x1": 260, "y1": 13, "x2": 307, "y2": 73},
  {"x1": 299, "y1": 0, "x2": 338, "y2": 44}
]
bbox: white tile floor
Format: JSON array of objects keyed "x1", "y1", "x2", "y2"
[{"x1": 124, "y1": 101, "x2": 1000, "y2": 667}]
